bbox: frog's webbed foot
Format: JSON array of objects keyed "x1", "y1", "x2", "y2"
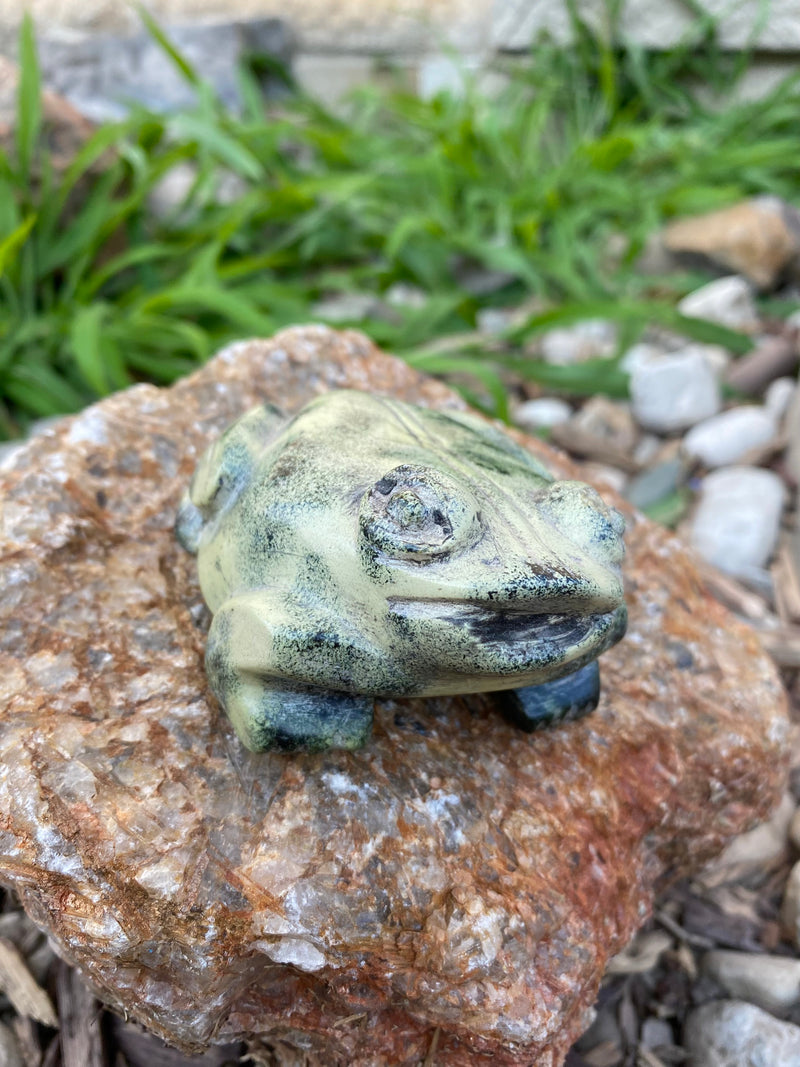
[
  {"x1": 496, "y1": 660, "x2": 601, "y2": 732},
  {"x1": 217, "y1": 675, "x2": 373, "y2": 753},
  {"x1": 205, "y1": 603, "x2": 373, "y2": 753}
]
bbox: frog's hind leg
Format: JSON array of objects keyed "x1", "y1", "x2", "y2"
[
  {"x1": 205, "y1": 599, "x2": 373, "y2": 753},
  {"x1": 496, "y1": 660, "x2": 600, "y2": 732}
]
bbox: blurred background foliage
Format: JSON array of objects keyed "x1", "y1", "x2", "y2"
[{"x1": 0, "y1": 2, "x2": 797, "y2": 434}]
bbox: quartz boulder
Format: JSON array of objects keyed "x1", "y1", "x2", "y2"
[{"x1": 0, "y1": 327, "x2": 789, "y2": 1066}]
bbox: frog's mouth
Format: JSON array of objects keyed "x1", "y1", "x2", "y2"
[
  {"x1": 390, "y1": 598, "x2": 623, "y2": 640},
  {"x1": 387, "y1": 598, "x2": 627, "y2": 686}
]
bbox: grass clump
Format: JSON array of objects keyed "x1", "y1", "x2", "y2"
[{"x1": 0, "y1": 9, "x2": 798, "y2": 433}]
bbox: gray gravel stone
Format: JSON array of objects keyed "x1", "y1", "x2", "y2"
[
  {"x1": 625, "y1": 456, "x2": 684, "y2": 510},
  {"x1": 682, "y1": 406, "x2": 777, "y2": 468},
  {"x1": 513, "y1": 397, "x2": 573, "y2": 432},
  {"x1": 0, "y1": 1023, "x2": 21, "y2": 1067},
  {"x1": 684, "y1": 1000, "x2": 800, "y2": 1065},
  {"x1": 454, "y1": 265, "x2": 517, "y2": 296},
  {"x1": 789, "y1": 808, "x2": 800, "y2": 852},
  {"x1": 678, "y1": 275, "x2": 758, "y2": 331},
  {"x1": 689, "y1": 466, "x2": 787, "y2": 580},
  {"x1": 630, "y1": 347, "x2": 721, "y2": 433},
  {"x1": 703, "y1": 950, "x2": 800, "y2": 1016},
  {"x1": 640, "y1": 1017, "x2": 674, "y2": 1050}
]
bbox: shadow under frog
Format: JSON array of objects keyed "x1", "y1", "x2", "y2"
[{"x1": 176, "y1": 391, "x2": 627, "y2": 753}]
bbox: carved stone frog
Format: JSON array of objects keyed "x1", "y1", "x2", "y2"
[{"x1": 176, "y1": 391, "x2": 627, "y2": 752}]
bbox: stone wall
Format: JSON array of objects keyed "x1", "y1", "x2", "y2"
[
  {"x1": 3, "y1": 0, "x2": 800, "y2": 53},
  {"x1": 494, "y1": 0, "x2": 800, "y2": 51},
  {"x1": 1, "y1": 0, "x2": 490, "y2": 53},
  {"x1": 1, "y1": 0, "x2": 799, "y2": 102}
]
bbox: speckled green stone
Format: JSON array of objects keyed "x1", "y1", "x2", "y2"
[{"x1": 176, "y1": 390, "x2": 627, "y2": 752}]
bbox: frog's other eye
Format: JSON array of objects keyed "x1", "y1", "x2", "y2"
[{"x1": 359, "y1": 465, "x2": 478, "y2": 561}]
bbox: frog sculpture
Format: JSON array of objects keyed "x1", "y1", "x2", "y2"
[{"x1": 176, "y1": 391, "x2": 627, "y2": 752}]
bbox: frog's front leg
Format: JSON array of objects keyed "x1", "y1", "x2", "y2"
[
  {"x1": 205, "y1": 593, "x2": 373, "y2": 753},
  {"x1": 495, "y1": 660, "x2": 601, "y2": 732}
]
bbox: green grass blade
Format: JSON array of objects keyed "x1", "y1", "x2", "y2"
[
  {"x1": 642, "y1": 487, "x2": 691, "y2": 527},
  {"x1": 663, "y1": 310, "x2": 753, "y2": 354},
  {"x1": 502, "y1": 355, "x2": 631, "y2": 398},
  {"x1": 404, "y1": 352, "x2": 511, "y2": 420},
  {"x1": 170, "y1": 114, "x2": 263, "y2": 179},
  {"x1": 134, "y1": 5, "x2": 201, "y2": 87},
  {"x1": 0, "y1": 214, "x2": 36, "y2": 276},
  {"x1": 69, "y1": 303, "x2": 111, "y2": 394},
  {"x1": 3, "y1": 361, "x2": 88, "y2": 416},
  {"x1": 511, "y1": 300, "x2": 753, "y2": 356},
  {"x1": 42, "y1": 122, "x2": 129, "y2": 225},
  {"x1": 120, "y1": 349, "x2": 200, "y2": 382},
  {"x1": 117, "y1": 314, "x2": 211, "y2": 361},
  {"x1": 78, "y1": 242, "x2": 181, "y2": 299},
  {"x1": 138, "y1": 285, "x2": 276, "y2": 335}
]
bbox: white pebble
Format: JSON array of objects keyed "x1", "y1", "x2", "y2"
[
  {"x1": 311, "y1": 292, "x2": 377, "y2": 322},
  {"x1": 701, "y1": 793, "x2": 794, "y2": 887},
  {"x1": 580, "y1": 463, "x2": 628, "y2": 495},
  {"x1": 630, "y1": 347, "x2": 721, "y2": 433},
  {"x1": 678, "y1": 275, "x2": 758, "y2": 330},
  {"x1": 690, "y1": 466, "x2": 786, "y2": 579},
  {"x1": 765, "y1": 377, "x2": 797, "y2": 422},
  {"x1": 632, "y1": 434, "x2": 663, "y2": 466},
  {"x1": 539, "y1": 319, "x2": 616, "y2": 365},
  {"x1": 695, "y1": 343, "x2": 731, "y2": 377},
  {"x1": 787, "y1": 386, "x2": 800, "y2": 483},
  {"x1": 704, "y1": 950, "x2": 800, "y2": 1016},
  {"x1": 477, "y1": 308, "x2": 514, "y2": 335},
  {"x1": 782, "y1": 859, "x2": 800, "y2": 948},
  {"x1": 685, "y1": 1001, "x2": 800, "y2": 1066},
  {"x1": 620, "y1": 342, "x2": 664, "y2": 376},
  {"x1": 385, "y1": 283, "x2": 427, "y2": 310},
  {"x1": 513, "y1": 398, "x2": 573, "y2": 432},
  {"x1": 682, "y1": 406, "x2": 777, "y2": 467},
  {"x1": 147, "y1": 161, "x2": 197, "y2": 217}
]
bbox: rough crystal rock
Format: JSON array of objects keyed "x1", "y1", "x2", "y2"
[{"x1": 0, "y1": 326, "x2": 790, "y2": 1066}]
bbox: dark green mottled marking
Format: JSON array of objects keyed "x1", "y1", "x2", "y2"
[{"x1": 176, "y1": 390, "x2": 627, "y2": 752}]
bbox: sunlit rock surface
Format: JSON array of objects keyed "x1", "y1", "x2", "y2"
[{"x1": 0, "y1": 326, "x2": 789, "y2": 1066}]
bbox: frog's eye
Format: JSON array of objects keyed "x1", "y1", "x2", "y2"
[{"x1": 359, "y1": 465, "x2": 477, "y2": 562}]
